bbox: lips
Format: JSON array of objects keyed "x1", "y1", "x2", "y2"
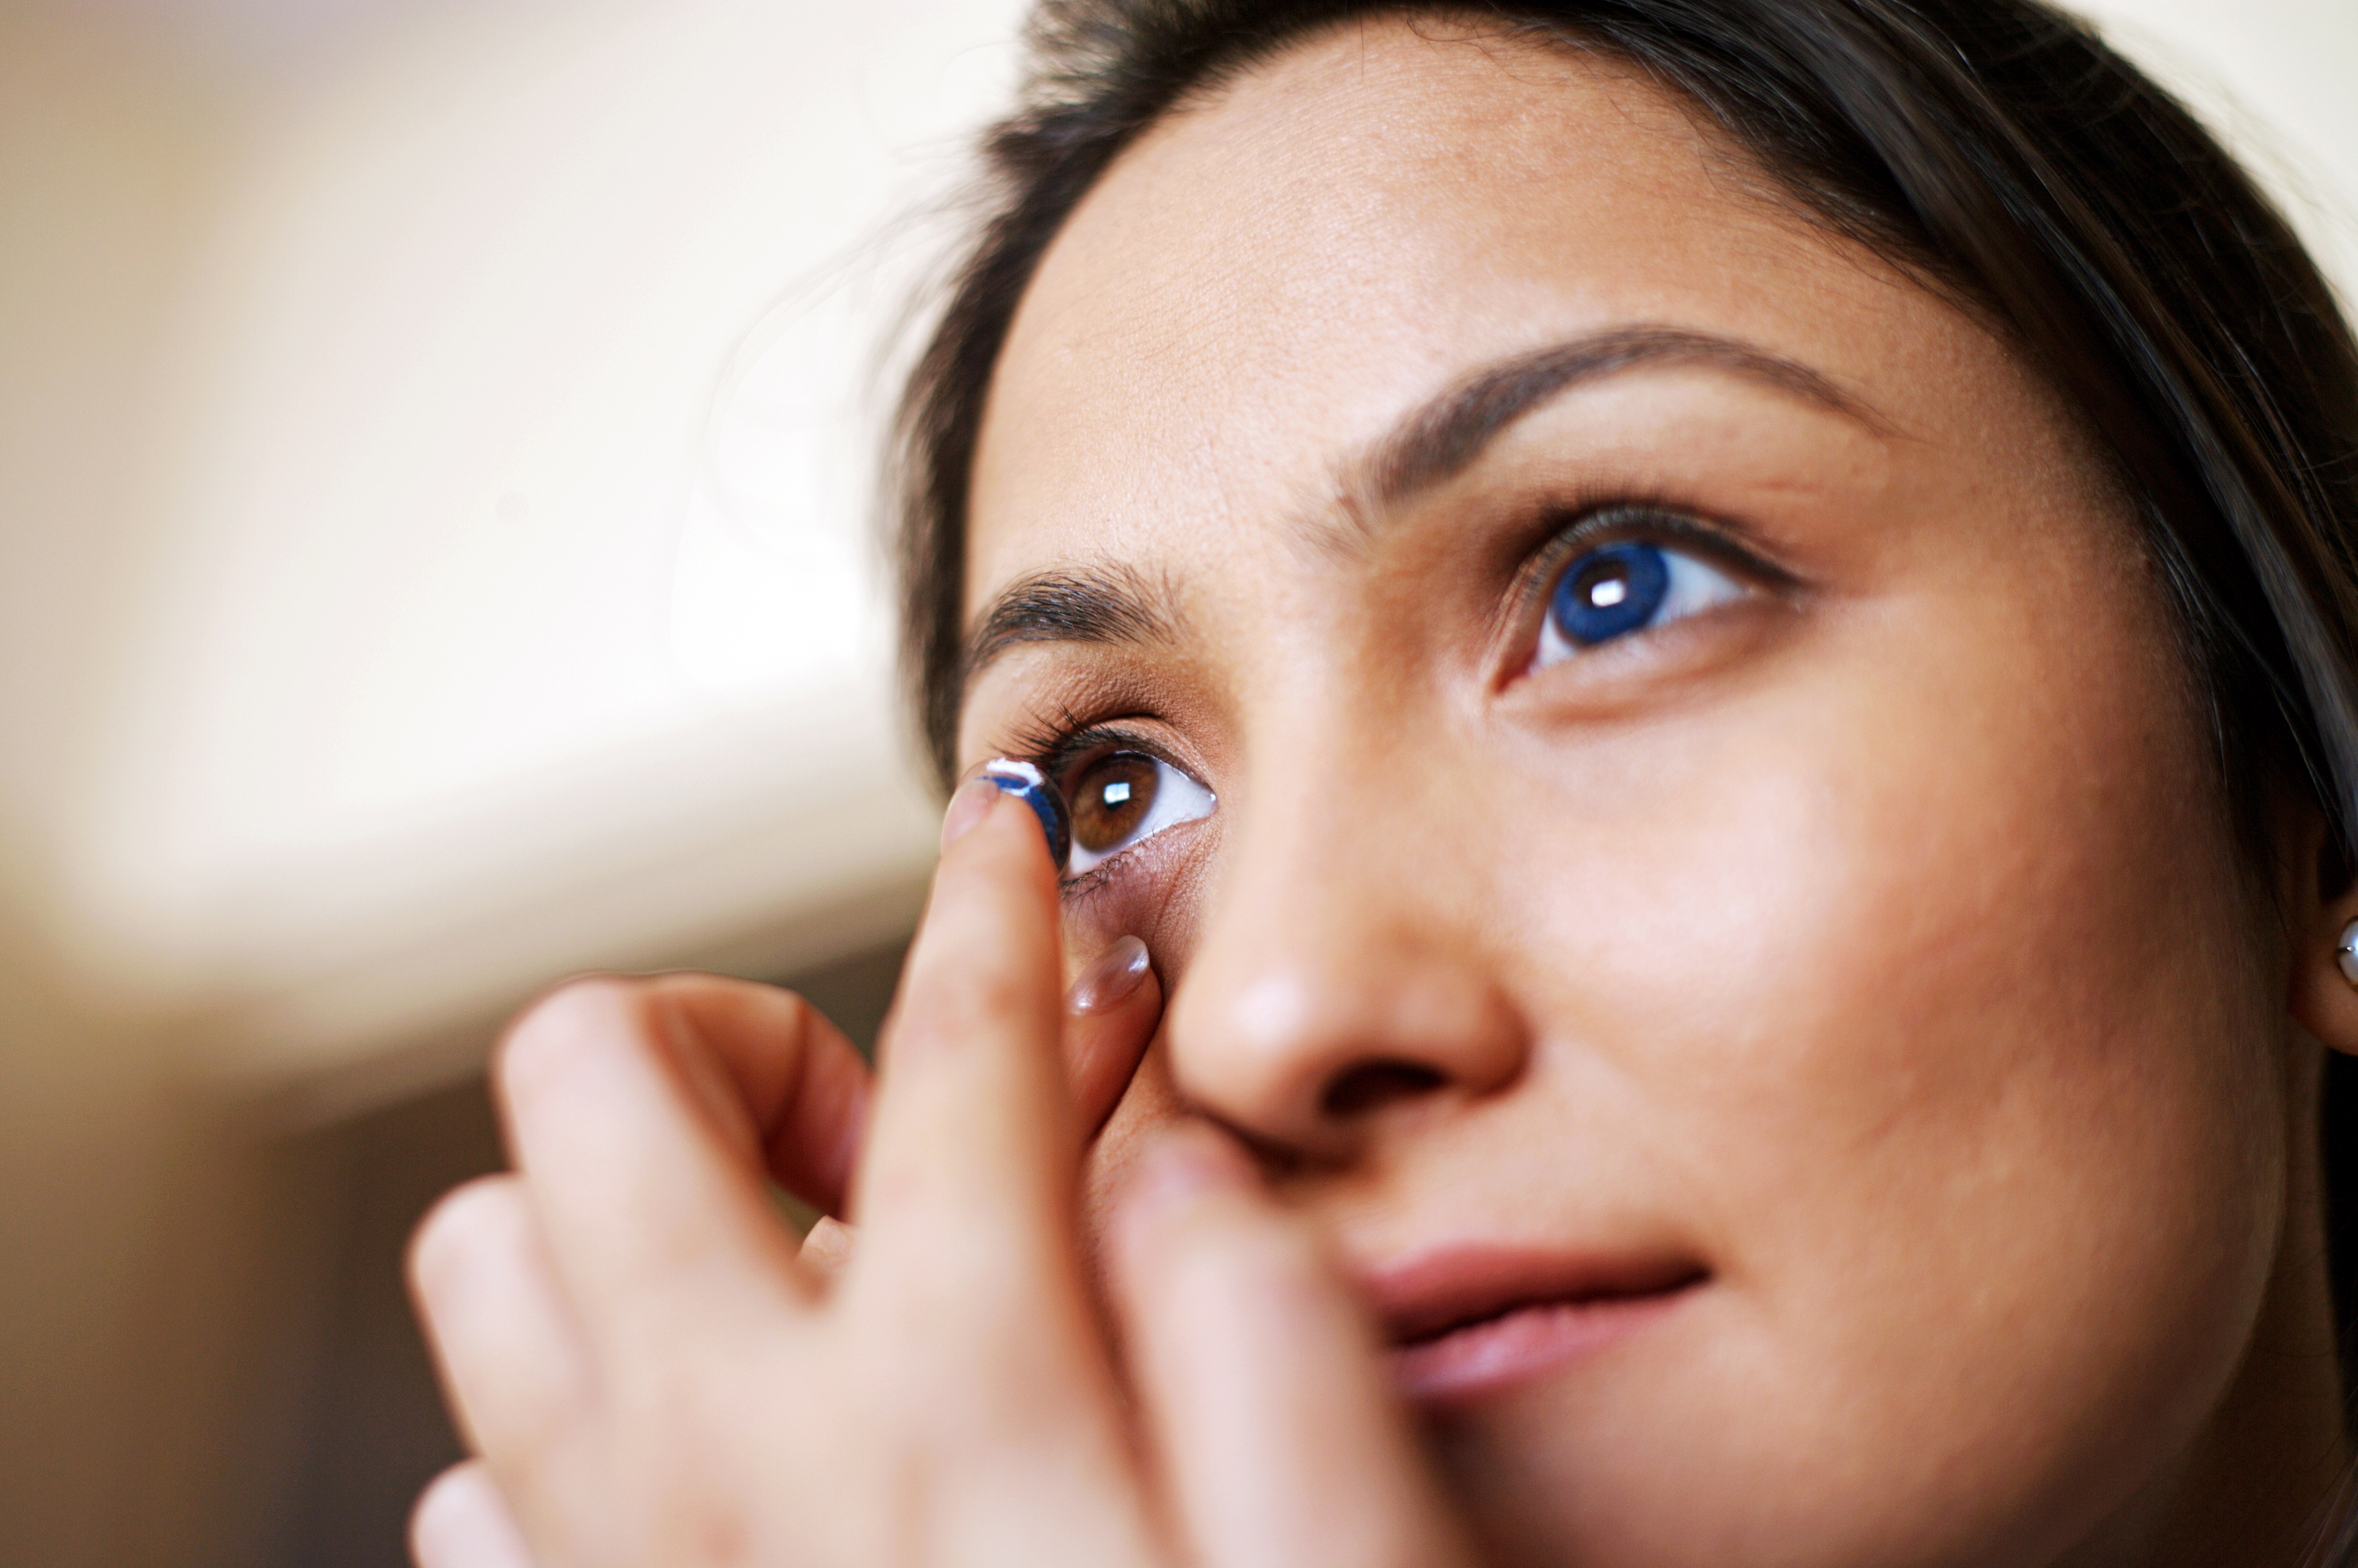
[{"x1": 1367, "y1": 1245, "x2": 1707, "y2": 1404}]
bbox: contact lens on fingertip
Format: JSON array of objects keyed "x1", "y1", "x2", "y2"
[{"x1": 982, "y1": 757, "x2": 1071, "y2": 870}]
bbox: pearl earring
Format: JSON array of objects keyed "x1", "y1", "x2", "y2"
[{"x1": 2339, "y1": 919, "x2": 2358, "y2": 987}]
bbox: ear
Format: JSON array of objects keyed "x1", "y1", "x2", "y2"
[{"x1": 2285, "y1": 795, "x2": 2358, "y2": 1058}]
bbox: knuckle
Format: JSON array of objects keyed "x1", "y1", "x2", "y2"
[
  {"x1": 408, "y1": 1175, "x2": 528, "y2": 1307},
  {"x1": 615, "y1": 1383, "x2": 763, "y2": 1533},
  {"x1": 496, "y1": 975, "x2": 654, "y2": 1106},
  {"x1": 1150, "y1": 1194, "x2": 1324, "y2": 1300},
  {"x1": 653, "y1": 970, "x2": 817, "y2": 1031},
  {"x1": 867, "y1": 1231, "x2": 1065, "y2": 1366},
  {"x1": 764, "y1": 984, "x2": 820, "y2": 1044}
]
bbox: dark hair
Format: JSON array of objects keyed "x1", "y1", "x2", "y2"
[{"x1": 887, "y1": 0, "x2": 2358, "y2": 1347}]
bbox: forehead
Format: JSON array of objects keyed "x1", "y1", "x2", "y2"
[{"x1": 966, "y1": 15, "x2": 1984, "y2": 617}]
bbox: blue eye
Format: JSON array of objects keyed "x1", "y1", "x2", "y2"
[{"x1": 1538, "y1": 540, "x2": 1746, "y2": 665}]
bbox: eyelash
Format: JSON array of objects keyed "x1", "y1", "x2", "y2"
[{"x1": 1004, "y1": 710, "x2": 1152, "y2": 783}]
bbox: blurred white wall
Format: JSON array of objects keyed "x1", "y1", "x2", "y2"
[
  {"x1": 0, "y1": 2, "x2": 2353, "y2": 1566},
  {"x1": 4, "y1": 0, "x2": 1033, "y2": 1113}
]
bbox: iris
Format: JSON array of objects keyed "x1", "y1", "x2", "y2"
[
  {"x1": 1550, "y1": 541, "x2": 1671, "y2": 645},
  {"x1": 1539, "y1": 538, "x2": 1746, "y2": 666}
]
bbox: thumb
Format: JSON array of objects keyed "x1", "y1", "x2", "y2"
[{"x1": 1110, "y1": 1125, "x2": 1480, "y2": 1568}]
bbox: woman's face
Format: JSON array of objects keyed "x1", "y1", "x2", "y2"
[{"x1": 957, "y1": 19, "x2": 2323, "y2": 1567}]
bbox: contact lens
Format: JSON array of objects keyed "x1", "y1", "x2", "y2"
[
  {"x1": 1551, "y1": 540, "x2": 1671, "y2": 646},
  {"x1": 982, "y1": 758, "x2": 1072, "y2": 870}
]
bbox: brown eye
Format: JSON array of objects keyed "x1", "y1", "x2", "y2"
[
  {"x1": 1056, "y1": 748, "x2": 1216, "y2": 876},
  {"x1": 1070, "y1": 752, "x2": 1160, "y2": 857}
]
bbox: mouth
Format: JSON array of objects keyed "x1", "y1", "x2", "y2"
[{"x1": 1371, "y1": 1246, "x2": 1708, "y2": 1405}]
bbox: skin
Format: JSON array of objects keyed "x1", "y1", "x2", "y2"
[{"x1": 409, "y1": 17, "x2": 2358, "y2": 1568}]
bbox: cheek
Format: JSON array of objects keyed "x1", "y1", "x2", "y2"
[
  {"x1": 1057, "y1": 828, "x2": 1216, "y2": 982},
  {"x1": 1481, "y1": 574, "x2": 2287, "y2": 1553}
]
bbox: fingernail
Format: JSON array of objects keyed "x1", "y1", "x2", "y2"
[
  {"x1": 940, "y1": 777, "x2": 999, "y2": 851},
  {"x1": 1067, "y1": 934, "x2": 1151, "y2": 1015}
]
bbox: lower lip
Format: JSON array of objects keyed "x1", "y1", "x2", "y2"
[{"x1": 1390, "y1": 1290, "x2": 1692, "y2": 1404}]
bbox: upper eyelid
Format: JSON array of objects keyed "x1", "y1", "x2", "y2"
[
  {"x1": 992, "y1": 714, "x2": 1215, "y2": 816},
  {"x1": 1540, "y1": 505, "x2": 1796, "y2": 584},
  {"x1": 1030, "y1": 722, "x2": 1167, "y2": 784}
]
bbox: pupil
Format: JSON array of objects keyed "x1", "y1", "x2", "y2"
[
  {"x1": 1550, "y1": 541, "x2": 1670, "y2": 646},
  {"x1": 1072, "y1": 755, "x2": 1158, "y2": 854}
]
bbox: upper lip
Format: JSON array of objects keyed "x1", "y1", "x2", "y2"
[{"x1": 1361, "y1": 1243, "x2": 1709, "y2": 1346}]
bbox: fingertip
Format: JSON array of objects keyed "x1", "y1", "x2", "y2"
[
  {"x1": 490, "y1": 975, "x2": 645, "y2": 1144},
  {"x1": 884, "y1": 784, "x2": 1066, "y2": 1072},
  {"x1": 1112, "y1": 1123, "x2": 1264, "y2": 1261},
  {"x1": 940, "y1": 777, "x2": 1001, "y2": 851},
  {"x1": 929, "y1": 784, "x2": 1064, "y2": 908},
  {"x1": 1127, "y1": 1120, "x2": 1257, "y2": 1198},
  {"x1": 408, "y1": 1176, "x2": 527, "y2": 1317},
  {"x1": 854, "y1": 767, "x2": 1071, "y2": 1258},
  {"x1": 1109, "y1": 1132, "x2": 1477, "y2": 1568},
  {"x1": 1108, "y1": 1123, "x2": 1360, "y2": 1364}
]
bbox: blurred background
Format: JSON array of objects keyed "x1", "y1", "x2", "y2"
[{"x1": 0, "y1": 1, "x2": 2350, "y2": 1564}]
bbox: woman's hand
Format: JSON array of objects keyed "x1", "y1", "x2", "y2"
[{"x1": 406, "y1": 785, "x2": 1476, "y2": 1568}]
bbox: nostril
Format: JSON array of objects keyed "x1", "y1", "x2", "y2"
[{"x1": 1321, "y1": 1060, "x2": 1447, "y2": 1117}]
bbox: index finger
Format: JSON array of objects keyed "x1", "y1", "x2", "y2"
[{"x1": 851, "y1": 784, "x2": 1079, "y2": 1283}]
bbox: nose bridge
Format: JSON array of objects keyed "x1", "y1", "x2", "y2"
[{"x1": 1165, "y1": 697, "x2": 1527, "y2": 1152}]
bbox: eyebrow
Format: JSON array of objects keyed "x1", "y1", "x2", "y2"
[
  {"x1": 1368, "y1": 324, "x2": 1885, "y2": 504},
  {"x1": 961, "y1": 560, "x2": 1183, "y2": 684},
  {"x1": 958, "y1": 326, "x2": 1879, "y2": 682}
]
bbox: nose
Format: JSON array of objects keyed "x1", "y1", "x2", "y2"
[{"x1": 1163, "y1": 749, "x2": 1530, "y2": 1162}]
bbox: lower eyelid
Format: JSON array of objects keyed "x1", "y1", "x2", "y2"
[{"x1": 1058, "y1": 818, "x2": 1209, "y2": 909}]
